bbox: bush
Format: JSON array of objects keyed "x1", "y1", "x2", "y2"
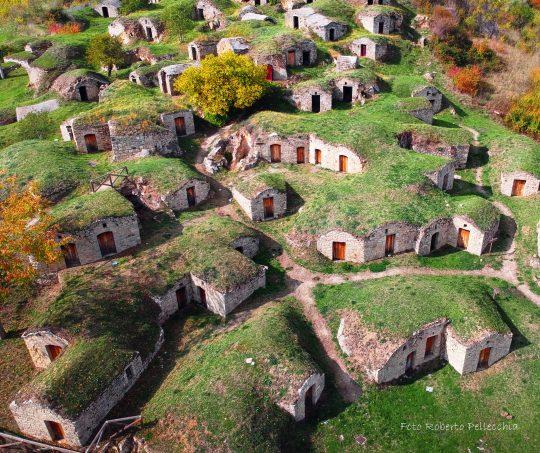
[
  {"x1": 87, "y1": 34, "x2": 125, "y2": 76},
  {"x1": 119, "y1": 0, "x2": 148, "y2": 15},
  {"x1": 14, "y1": 113, "x2": 55, "y2": 142},
  {"x1": 432, "y1": 27, "x2": 473, "y2": 66},
  {"x1": 430, "y1": 5, "x2": 459, "y2": 38},
  {"x1": 450, "y1": 65, "x2": 483, "y2": 96},
  {"x1": 163, "y1": 0, "x2": 196, "y2": 42},
  {"x1": 505, "y1": 73, "x2": 540, "y2": 138},
  {"x1": 175, "y1": 52, "x2": 268, "y2": 117}
]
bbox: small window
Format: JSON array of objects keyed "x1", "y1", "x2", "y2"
[
  {"x1": 102, "y1": 222, "x2": 107, "y2": 228},
  {"x1": 125, "y1": 365, "x2": 133, "y2": 380}
]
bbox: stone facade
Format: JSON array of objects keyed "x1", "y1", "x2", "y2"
[
  {"x1": 451, "y1": 216, "x2": 499, "y2": 256},
  {"x1": 16, "y1": 99, "x2": 60, "y2": 121},
  {"x1": 285, "y1": 8, "x2": 348, "y2": 41},
  {"x1": 230, "y1": 236, "x2": 260, "y2": 259},
  {"x1": 254, "y1": 133, "x2": 310, "y2": 164},
  {"x1": 356, "y1": 9, "x2": 402, "y2": 35},
  {"x1": 160, "y1": 110, "x2": 196, "y2": 137},
  {"x1": 500, "y1": 171, "x2": 539, "y2": 197},
  {"x1": 94, "y1": 0, "x2": 120, "y2": 18},
  {"x1": 22, "y1": 330, "x2": 70, "y2": 370},
  {"x1": 232, "y1": 187, "x2": 287, "y2": 221},
  {"x1": 281, "y1": 0, "x2": 312, "y2": 10},
  {"x1": 157, "y1": 64, "x2": 191, "y2": 95},
  {"x1": 161, "y1": 178, "x2": 211, "y2": 211},
  {"x1": 252, "y1": 52, "x2": 288, "y2": 81},
  {"x1": 446, "y1": 327, "x2": 513, "y2": 374},
  {"x1": 289, "y1": 84, "x2": 333, "y2": 113},
  {"x1": 407, "y1": 132, "x2": 470, "y2": 169},
  {"x1": 51, "y1": 72, "x2": 109, "y2": 102},
  {"x1": 425, "y1": 162, "x2": 455, "y2": 191},
  {"x1": 415, "y1": 217, "x2": 455, "y2": 256},
  {"x1": 309, "y1": 135, "x2": 366, "y2": 173},
  {"x1": 412, "y1": 85, "x2": 444, "y2": 113},
  {"x1": 129, "y1": 67, "x2": 158, "y2": 87},
  {"x1": 188, "y1": 39, "x2": 218, "y2": 61},
  {"x1": 278, "y1": 373, "x2": 325, "y2": 421},
  {"x1": 335, "y1": 55, "x2": 358, "y2": 71},
  {"x1": 55, "y1": 215, "x2": 141, "y2": 270},
  {"x1": 195, "y1": 0, "x2": 227, "y2": 29},
  {"x1": 217, "y1": 37, "x2": 250, "y2": 55},
  {"x1": 61, "y1": 117, "x2": 112, "y2": 153},
  {"x1": 108, "y1": 18, "x2": 144, "y2": 45},
  {"x1": 10, "y1": 330, "x2": 164, "y2": 447},
  {"x1": 138, "y1": 17, "x2": 164, "y2": 42},
  {"x1": 350, "y1": 37, "x2": 389, "y2": 61}
]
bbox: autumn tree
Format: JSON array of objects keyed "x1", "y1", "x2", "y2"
[
  {"x1": 174, "y1": 52, "x2": 268, "y2": 118},
  {"x1": 0, "y1": 177, "x2": 61, "y2": 338},
  {"x1": 87, "y1": 34, "x2": 125, "y2": 77}
]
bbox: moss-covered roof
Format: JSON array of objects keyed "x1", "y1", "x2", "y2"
[
  {"x1": 315, "y1": 276, "x2": 511, "y2": 341},
  {"x1": 396, "y1": 97, "x2": 432, "y2": 113},
  {"x1": 50, "y1": 190, "x2": 136, "y2": 232},
  {"x1": 124, "y1": 157, "x2": 203, "y2": 193},
  {"x1": 491, "y1": 136, "x2": 540, "y2": 177},
  {"x1": 31, "y1": 44, "x2": 84, "y2": 71},
  {"x1": 234, "y1": 167, "x2": 287, "y2": 198},
  {"x1": 294, "y1": 67, "x2": 378, "y2": 91}
]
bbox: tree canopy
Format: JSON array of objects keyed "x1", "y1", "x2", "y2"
[{"x1": 87, "y1": 34, "x2": 124, "y2": 77}]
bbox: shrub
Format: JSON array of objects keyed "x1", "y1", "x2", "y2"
[
  {"x1": 48, "y1": 22, "x2": 82, "y2": 34},
  {"x1": 175, "y1": 52, "x2": 268, "y2": 117},
  {"x1": 87, "y1": 34, "x2": 125, "y2": 76},
  {"x1": 119, "y1": 0, "x2": 148, "y2": 15},
  {"x1": 14, "y1": 113, "x2": 55, "y2": 142},
  {"x1": 505, "y1": 72, "x2": 540, "y2": 138},
  {"x1": 450, "y1": 65, "x2": 483, "y2": 96},
  {"x1": 430, "y1": 5, "x2": 459, "y2": 38},
  {"x1": 163, "y1": 0, "x2": 196, "y2": 42},
  {"x1": 432, "y1": 28, "x2": 473, "y2": 66}
]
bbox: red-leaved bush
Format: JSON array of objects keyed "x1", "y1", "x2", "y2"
[
  {"x1": 48, "y1": 22, "x2": 82, "y2": 35},
  {"x1": 450, "y1": 65, "x2": 483, "y2": 96}
]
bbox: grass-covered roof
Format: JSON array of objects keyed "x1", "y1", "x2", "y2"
[
  {"x1": 315, "y1": 276, "x2": 511, "y2": 342},
  {"x1": 293, "y1": 67, "x2": 378, "y2": 91},
  {"x1": 50, "y1": 190, "x2": 136, "y2": 232},
  {"x1": 234, "y1": 166, "x2": 287, "y2": 198},
  {"x1": 31, "y1": 44, "x2": 84, "y2": 71}
]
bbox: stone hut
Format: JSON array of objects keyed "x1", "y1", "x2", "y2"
[
  {"x1": 500, "y1": 171, "x2": 539, "y2": 197},
  {"x1": 351, "y1": 36, "x2": 389, "y2": 61},
  {"x1": 24, "y1": 39, "x2": 52, "y2": 56},
  {"x1": 285, "y1": 7, "x2": 348, "y2": 41},
  {"x1": 108, "y1": 17, "x2": 144, "y2": 45},
  {"x1": 138, "y1": 17, "x2": 164, "y2": 42},
  {"x1": 335, "y1": 55, "x2": 358, "y2": 72},
  {"x1": 217, "y1": 37, "x2": 250, "y2": 55},
  {"x1": 195, "y1": 0, "x2": 227, "y2": 29},
  {"x1": 309, "y1": 135, "x2": 366, "y2": 173},
  {"x1": 289, "y1": 83, "x2": 333, "y2": 113},
  {"x1": 412, "y1": 85, "x2": 444, "y2": 113},
  {"x1": 398, "y1": 98, "x2": 434, "y2": 124},
  {"x1": 50, "y1": 190, "x2": 141, "y2": 270},
  {"x1": 356, "y1": 0, "x2": 392, "y2": 5},
  {"x1": 281, "y1": 0, "x2": 313, "y2": 10},
  {"x1": 332, "y1": 75, "x2": 377, "y2": 103},
  {"x1": 160, "y1": 110, "x2": 196, "y2": 138},
  {"x1": 356, "y1": 7, "x2": 403, "y2": 35},
  {"x1": 21, "y1": 328, "x2": 70, "y2": 370},
  {"x1": 60, "y1": 116, "x2": 112, "y2": 153},
  {"x1": 94, "y1": 0, "x2": 121, "y2": 18},
  {"x1": 16, "y1": 99, "x2": 60, "y2": 121},
  {"x1": 188, "y1": 38, "x2": 218, "y2": 61},
  {"x1": 278, "y1": 373, "x2": 325, "y2": 421},
  {"x1": 425, "y1": 161, "x2": 455, "y2": 191},
  {"x1": 252, "y1": 131, "x2": 311, "y2": 164},
  {"x1": 128, "y1": 64, "x2": 163, "y2": 87},
  {"x1": 50, "y1": 70, "x2": 109, "y2": 102},
  {"x1": 232, "y1": 172, "x2": 288, "y2": 221},
  {"x1": 157, "y1": 63, "x2": 191, "y2": 95}
]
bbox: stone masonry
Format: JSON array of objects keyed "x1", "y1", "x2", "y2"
[
  {"x1": 500, "y1": 171, "x2": 539, "y2": 197},
  {"x1": 232, "y1": 187, "x2": 287, "y2": 221},
  {"x1": 22, "y1": 329, "x2": 70, "y2": 370}
]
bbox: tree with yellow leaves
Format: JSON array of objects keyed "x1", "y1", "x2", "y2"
[
  {"x1": 174, "y1": 52, "x2": 268, "y2": 119},
  {"x1": 0, "y1": 177, "x2": 61, "y2": 338}
]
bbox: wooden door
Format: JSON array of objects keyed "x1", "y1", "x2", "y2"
[
  {"x1": 385, "y1": 234, "x2": 395, "y2": 255},
  {"x1": 477, "y1": 347, "x2": 491, "y2": 369},
  {"x1": 312, "y1": 94, "x2": 321, "y2": 113},
  {"x1": 263, "y1": 197, "x2": 274, "y2": 219},
  {"x1": 424, "y1": 335, "x2": 436, "y2": 357},
  {"x1": 360, "y1": 44, "x2": 367, "y2": 56},
  {"x1": 61, "y1": 243, "x2": 80, "y2": 268},
  {"x1": 198, "y1": 286, "x2": 207, "y2": 307},
  {"x1": 79, "y1": 86, "x2": 88, "y2": 102},
  {"x1": 296, "y1": 147, "x2": 305, "y2": 163},
  {"x1": 270, "y1": 144, "x2": 281, "y2": 162},
  {"x1": 84, "y1": 134, "x2": 98, "y2": 153},
  {"x1": 287, "y1": 50, "x2": 296, "y2": 66},
  {"x1": 186, "y1": 186, "x2": 196, "y2": 207},
  {"x1": 315, "y1": 149, "x2": 322, "y2": 164},
  {"x1": 46, "y1": 344, "x2": 63, "y2": 361},
  {"x1": 176, "y1": 287, "x2": 187, "y2": 310},
  {"x1": 97, "y1": 231, "x2": 117, "y2": 257},
  {"x1": 45, "y1": 420, "x2": 65, "y2": 441},
  {"x1": 339, "y1": 155, "x2": 348, "y2": 172},
  {"x1": 457, "y1": 228, "x2": 470, "y2": 249},
  {"x1": 332, "y1": 241, "x2": 346, "y2": 261},
  {"x1": 266, "y1": 64, "x2": 273, "y2": 81},
  {"x1": 511, "y1": 179, "x2": 526, "y2": 196},
  {"x1": 406, "y1": 351, "x2": 415, "y2": 372},
  {"x1": 174, "y1": 116, "x2": 186, "y2": 137}
]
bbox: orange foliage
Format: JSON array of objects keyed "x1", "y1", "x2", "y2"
[
  {"x1": 450, "y1": 65, "x2": 483, "y2": 96},
  {"x1": 48, "y1": 22, "x2": 82, "y2": 35},
  {"x1": 0, "y1": 177, "x2": 61, "y2": 297}
]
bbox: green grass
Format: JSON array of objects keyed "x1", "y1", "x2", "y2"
[
  {"x1": 234, "y1": 165, "x2": 287, "y2": 197},
  {"x1": 314, "y1": 276, "x2": 510, "y2": 341}
]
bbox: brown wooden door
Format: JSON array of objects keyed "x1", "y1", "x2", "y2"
[
  {"x1": 174, "y1": 116, "x2": 186, "y2": 137},
  {"x1": 296, "y1": 147, "x2": 305, "y2": 163},
  {"x1": 45, "y1": 420, "x2": 65, "y2": 441},
  {"x1": 266, "y1": 64, "x2": 273, "y2": 81},
  {"x1": 186, "y1": 186, "x2": 196, "y2": 207},
  {"x1": 511, "y1": 179, "x2": 526, "y2": 196},
  {"x1": 270, "y1": 144, "x2": 281, "y2": 163},
  {"x1": 385, "y1": 234, "x2": 395, "y2": 255},
  {"x1": 315, "y1": 149, "x2": 322, "y2": 164},
  {"x1": 406, "y1": 351, "x2": 415, "y2": 372},
  {"x1": 176, "y1": 287, "x2": 187, "y2": 310},
  {"x1": 97, "y1": 231, "x2": 117, "y2": 257},
  {"x1": 263, "y1": 197, "x2": 274, "y2": 219},
  {"x1": 457, "y1": 228, "x2": 470, "y2": 249},
  {"x1": 61, "y1": 243, "x2": 80, "y2": 268},
  {"x1": 339, "y1": 155, "x2": 348, "y2": 172},
  {"x1": 332, "y1": 241, "x2": 346, "y2": 261},
  {"x1": 46, "y1": 344, "x2": 63, "y2": 361},
  {"x1": 287, "y1": 50, "x2": 296, "y2": 66},
  {"x1": 84, "y1": 134, "x2": 98, "y2": 153},
  {"x1": 198, "y1": 286, "x2": 207, "y2": 306},
  {"x1": 424, "y1": 335, "x2": 436, "y2": 357},
  {"x1": 360, "y1": 44, "x2": 367, "y2": 56},
  {"x1": 477, "y1": 347, "x2": 491, "y2": 369}
]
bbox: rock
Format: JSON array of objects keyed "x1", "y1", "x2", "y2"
[
  {"x1": 425, "y1": 386, "x2": 434, "y2": 392},
  {"x1": 355, "y1": 435, "x2": 367, "y2": 445},
  {"x1": 119, "y1": 436, "x2": 134, "y2": 453},
  {"x1": 423, "y1": 72, "x2": 435, "y2": 82},
  {"x1": 239, "y1": 5, "x2": 260, "y2": 18}
]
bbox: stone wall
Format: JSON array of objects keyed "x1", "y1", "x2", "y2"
[
  {"x1": 415, "y1": 217, "x2": 455, "y2": 256},
  {"x1": 160, "y1": 110, "x2": 196, "y2": 137},
  {"x1": 412, "y1": 86, "x2": 444, "y2": 113},
  {"x1": 94, "y1": 1, "x2": 120, "y2": 18},
  {"x1": 109, "y1": 122, "x2": 180, "y2": 161},
  {"x1": 152, "y1": 277, "x2": 193, "y2": 324},
  {"x1": 188, "y1": 40, "x2": 218, "y2": 61},
  {"x1": 283, "y1": 40, "x2": 317, "y2": 66},
  {"x1": 10, "y1": 330, "x2": 164, "y2": 446},
  {"x1": 500, "y1": 171, "x2": 539, "y2": 197},
  {"x1": 22, "y1": 330, "x2": 70, "y2": 370},
  {"x1": 254, "y1": 133, "x2": 310, "y2": 163},
  {"x1": 317, "y1": 230, "x2": 363, "y2": 262},
  {"x1": 425, "y1": 162, "x2": 455, "y2": 191},
  {"x1": 61, "y1": 118, "x2": 112, "y2": 153},
  {"x1": 16, "y1": 100, "x2": 59, "y2": 121},
  {"x1": 359, "y1": 14, "x2": 393, "y2": 34},
  {"x1": 374, "y1": 319, "x2": 448, "y2": 383},
  {"x1": 363, "y1": 222, "x2": 419, "y2": 262},
  {"x1": 335, "y1": 56, "x2": 358, "y2": 71},
  {"x1": 157, "y1": 64, "x2": 191, "y2": 95},
  {"x1": 139, "y1": 17, "x2": 164, "y2": 42},
  {"x1": 446, "y1": 328, "x2": 512, "y2": 374},
  {"x1": 56, "y1": 215, "x2": 141, "y2": 270},
  {"x1": 230, "y1": 236, "x2": 260, "y2": 259},
  {"x1": 290, "y1": 86, "x2": 333, "y2": 112},
  {"x1": 307, "y1": 18, "x2": 348, "y2": 42},
  {"x1": 163, "y1": 179, "x2": 211, "y2": 211},
  {"x1": 350, "y1": 37, "x2": 388, "y2": 61},
  {"x1": 232, "y1": 188, "x2": 287, "y2": 221},
  {"x1": 51, "y1": 76, "x2": 106, "y2": 102},
  {"x1": 278, "y1": 373, "x2": 325, "y2": 421},
  {"x1": 451, "y1": 216, "x2": 499, "y2": 256},
  {"x1": 410, "y1": 134, "x2": 470, "y2": 169},
  {"x1": 252, "y1": 52, "x2": 287, "y2": 80},
  {"x1": 309, "y1": 135, "x2": 365, "y2": 173},
  {"x1": 332, "y1": 77, "x2": 370, "y2": 103}
]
